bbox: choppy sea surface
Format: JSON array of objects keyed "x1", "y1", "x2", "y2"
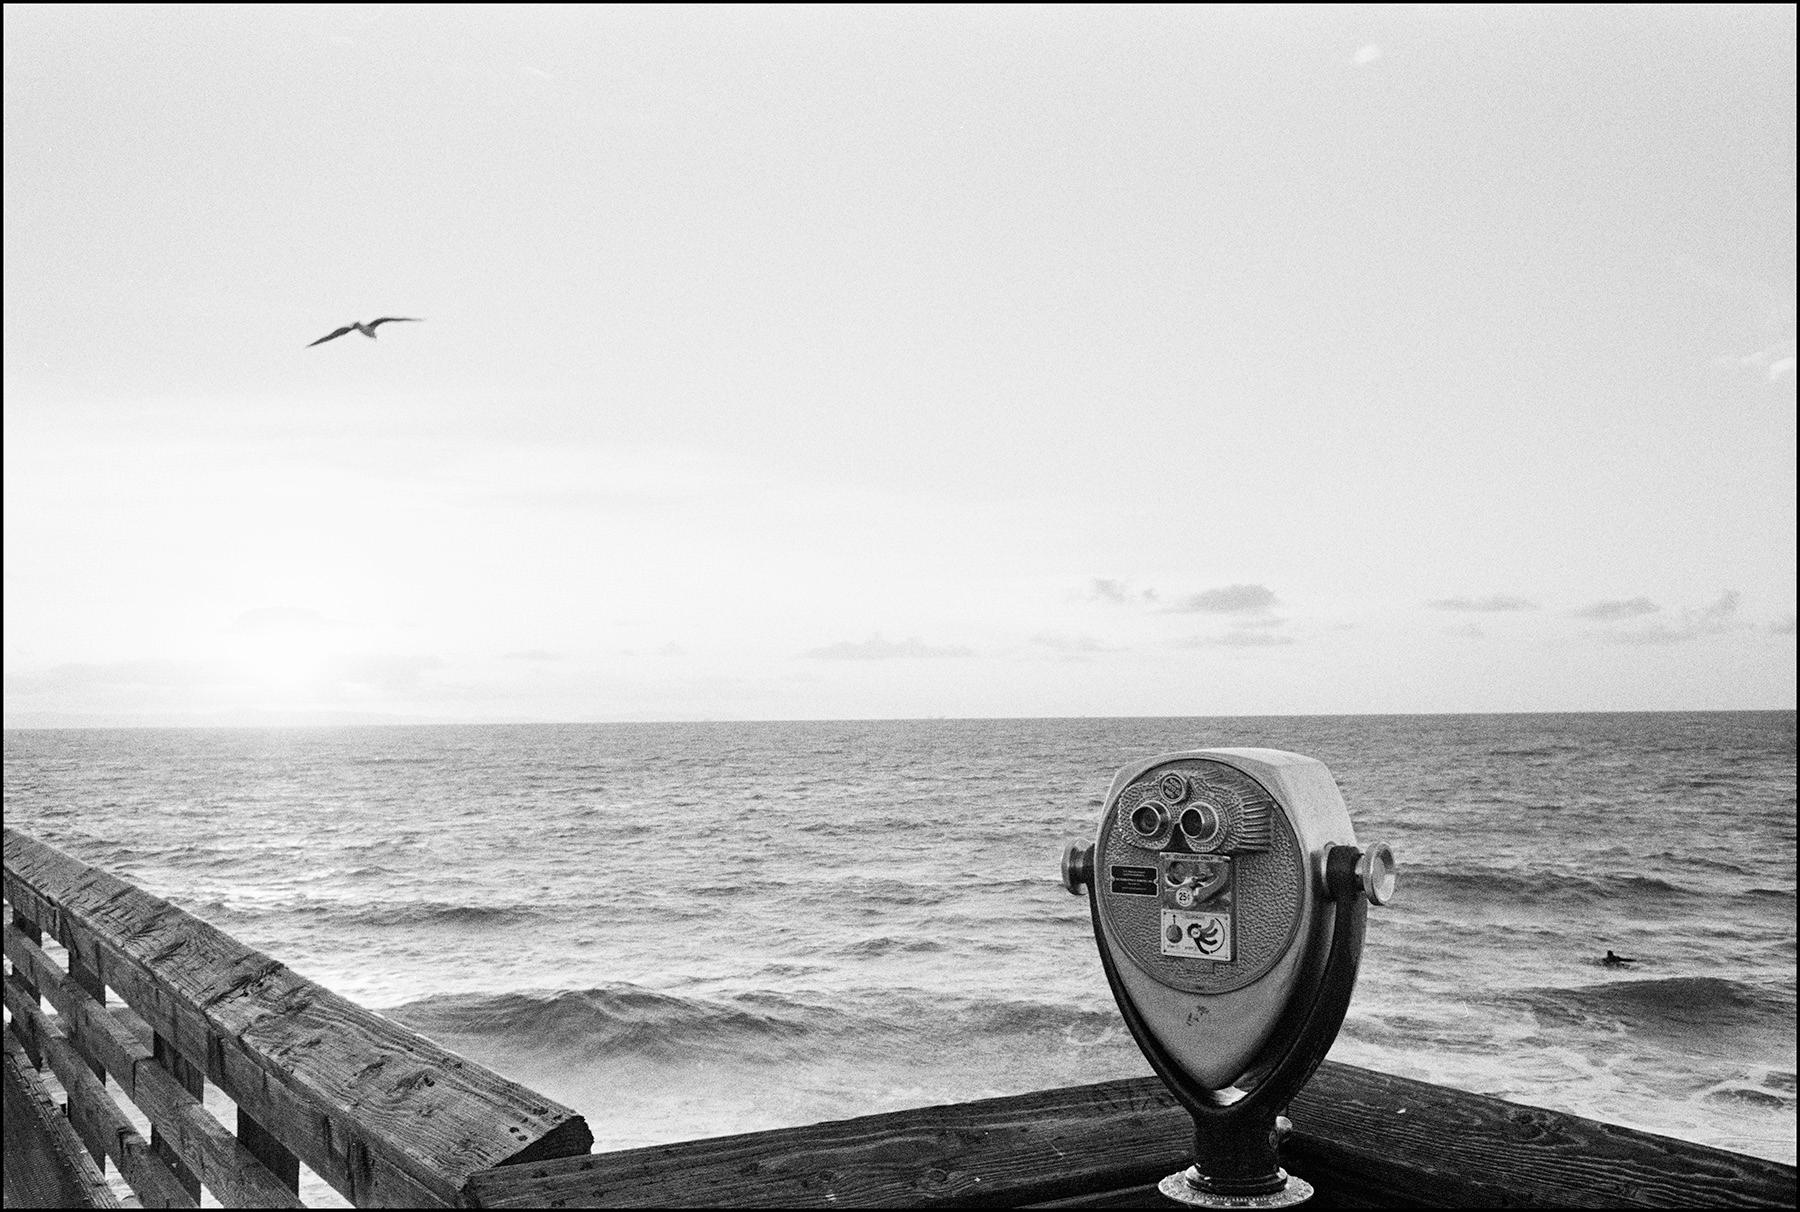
[{"x1": 4, "y1": 713, "x2": 1794, "y2": 1195}]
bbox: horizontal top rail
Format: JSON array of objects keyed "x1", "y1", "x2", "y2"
[
  {"x1": 3, "y1": 827, "x2": 593, "y2": 1208},
  {"x1": 461, "y1": 1063, "x2": 1799, "y2": 1209}
]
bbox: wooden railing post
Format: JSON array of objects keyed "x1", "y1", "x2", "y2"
[
  {"x1": 67, "y1": 950, "x2": 106, "y2": 1081},
  {"x1": 62, "y1": 947, "x2": 111, "y2": 1188},
  {"x1": 8, "y1": 908, "x2": 44, "y2": 1068},
  {"x1": 237, "y1": 1109, "x2": 301, "y2": 1194},
  {"x1": 151, "y1": 1034, "x2": 205, "y2": 1203}
]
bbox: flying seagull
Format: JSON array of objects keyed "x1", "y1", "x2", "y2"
[{"x1": 306, "y1": 317, "x2": 423, "y2": 347}]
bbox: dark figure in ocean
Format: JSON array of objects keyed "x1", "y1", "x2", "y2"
[{"x1": 1602, "y1": 950, "x2": 1637, "y2": 966}]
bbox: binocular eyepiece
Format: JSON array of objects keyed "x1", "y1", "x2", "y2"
[{"x1": 1062, "y1": 748, "x2": 1394, "y2": 1208}]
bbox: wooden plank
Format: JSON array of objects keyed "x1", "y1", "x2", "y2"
[
  {"x1": 9, "y1": 905, "x2": 46, "y2": 1067},
  {"x1": 5, "y1": 978, "x2": 197, "y2": 1209},
  {"x1": 4, "y1": 826, "x2": 594, "y2": 1208},
  {"x1": 6, "y1": 925, "x2": 150, "y2": 1096},
  {"x1": 1019, "y1": 1180, "x2": 1165, "y2": 1209},
  {"x1": 3, "y1": 1029, "x2": 119, "y2": 1209},
  {"x1": 136, "y1": 1051, "x2": 307, "y2": 1208},
  {"x1": 464, "y1": 1063, "x2": 1799, "y2": 1209},
  {"x1": 5, "y1": 922, "x2": 308, "y2": 1208},
  {"x1": 1284, "y1": 1061, "x2": 1798, "y2": 1208},
  {"x1": 466, "y1": 1078, "x2": 1191, "y2": 1209}
]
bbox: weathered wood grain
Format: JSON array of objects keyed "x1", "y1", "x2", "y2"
[
  {"x1": 100, "y1": 996, "x2": 290, "y2": 1205},
  {"x1": 3, "y1": 1029, "x2": 119, "y2": 1209},
  {"x1": 1284, "y1": 1062, "x2": 1797, "y2": 1209},
  {"x1": 7, "y1": 924, "x2": 145, "y2": 1096},
  {"x1": 138, "y1": 1053, "x2": 304, "y2": 1208},
  {"x1": 4, "y1": 826, "x2": 594, "y2": 1208},
  {"x1": 465, "y1": 1078, "x2": 1193, "y2": 1209},
  {"x1": 464, "y1": 1064, "x2": 1798, "y2": 1209},
  {"x1": 5, "y1": 978, "x2": 196, "y2": 1209},
  {"x1": 5, "y1": 927, "x2": 305, "y2": 1208}
]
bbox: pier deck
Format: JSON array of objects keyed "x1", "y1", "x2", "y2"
[{"x1": 5, "y1": 827, "x2": 1794, "y2": 1209}]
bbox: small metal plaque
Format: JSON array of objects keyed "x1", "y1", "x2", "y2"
[
  {"x1": 1161, "y1": 909, "x2": 1233, "y2": 961},
  {"x1": 1110, "y1": 864, "x2": 1158, "y2": 896}
]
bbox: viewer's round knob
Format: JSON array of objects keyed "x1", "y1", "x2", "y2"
[
  {"x1": 1061, "y1": 840, "x2": 1094, "y2": 895},
  {"x1": 1355, "y1": 842, "x2": 1397, "y2": 906}
]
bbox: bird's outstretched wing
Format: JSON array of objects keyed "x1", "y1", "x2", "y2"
[
  {"x1": 367, "y1": 317, "x2": 423, "y2": 330},
  {"x1": 307, "y1": 325, "x2": 355, "y2": 347}
]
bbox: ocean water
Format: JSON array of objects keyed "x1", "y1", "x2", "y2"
[{"x1": 4, "y1": 713, "x2": 1794, "y2": 1194}]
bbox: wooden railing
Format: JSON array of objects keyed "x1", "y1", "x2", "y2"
[
  {"x1": 8, "y1": 825, "x2": 1795, "y2": 1210},
  {"x1": 460, "y1": 1064, "x2": 1799, "y2": 1209},
  {"x1": 2, "y1": 827, "x2": 593, "y2": 1209}
]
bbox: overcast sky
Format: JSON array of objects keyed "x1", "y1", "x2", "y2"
[{"x1": 4, "y1": 4, "x2": 1794, "y2": 725}]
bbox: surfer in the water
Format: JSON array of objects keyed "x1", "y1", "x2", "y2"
[{"x1": 1602, "y1": 950, "x2": 1637, "y2": 966}]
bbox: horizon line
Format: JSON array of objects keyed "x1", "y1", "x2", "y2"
[{"x1": 5, "y1": 705, "x2": 1796, "y2": 733}]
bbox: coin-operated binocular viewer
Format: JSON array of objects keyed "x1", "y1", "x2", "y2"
[{"x1": 1061, "y1": 749, "x2": 1395, "y2": 1207}]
